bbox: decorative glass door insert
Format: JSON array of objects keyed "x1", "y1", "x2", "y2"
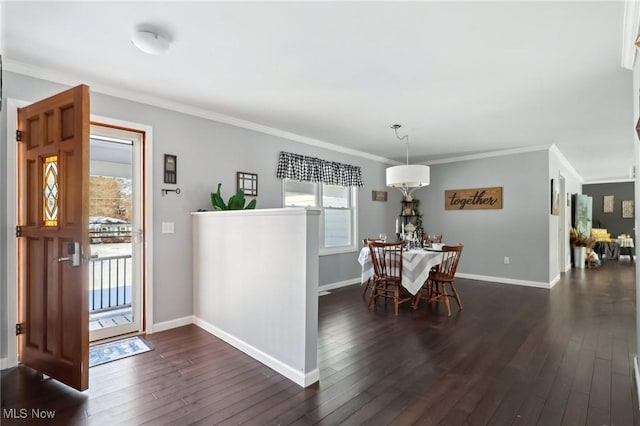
[{"x1": 43, "y1": 155, "x2": 59, "y2": 226}]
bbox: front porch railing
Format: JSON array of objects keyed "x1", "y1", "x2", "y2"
[{"x1": 89, "y1": 254, "x2": 132, "y2": 313}]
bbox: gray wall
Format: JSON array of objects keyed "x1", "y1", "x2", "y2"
[
  {"x1": 0, "y1": 70, "x2": 573, "y2": 361},
  {"x1": 1, "y1": 71, "x2": 397, "y2": 358},
  {"x1": 549, "y1": 149, "x2": 583, "y2": 278},
  {"x1": 583, "y1": 182, "x2": 635, "y2": 239},
  {"x1": 420, "y1": 150, "x2": 552, "y2": 284}
]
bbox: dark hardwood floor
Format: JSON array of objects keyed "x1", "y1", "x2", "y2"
[{"x1": 2, "y1": 259, "x2": 638, "y2": 425}]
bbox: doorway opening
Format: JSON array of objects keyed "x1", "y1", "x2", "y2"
[
  {"x1": 6, "y1": 96, "x2": 155, "y2": 379},
  {"x1": 88, "y1": 124, "x2": 145, "y2": 342}
]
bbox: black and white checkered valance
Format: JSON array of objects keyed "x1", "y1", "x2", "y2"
[{"x1": 276, "y1": 151, "x2": 364, "y2": 187}]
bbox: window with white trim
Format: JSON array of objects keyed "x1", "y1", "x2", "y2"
[{"x1": 284, "y1": 179, "x2": 357, "y2": 251}]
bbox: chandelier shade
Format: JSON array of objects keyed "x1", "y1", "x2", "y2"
[
  {"x1": 386, "y1": 164, "x2": 430, "y2": 188},
  {"x1": 385, "y1": 124, "x2": 430, "y2": 201},
  {"x1": 386, "y1": 164, "x2": 430, "y2": 200}
]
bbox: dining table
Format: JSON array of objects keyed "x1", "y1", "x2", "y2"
[
  {"x1": 358, "y1": 246, "x2": 444, "y2": 295},
  {"x1": 617, "y1": 236, "x2": 635, "y2": 260}
]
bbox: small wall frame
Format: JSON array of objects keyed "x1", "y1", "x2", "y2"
[
  {"x1": 372, "y1": 190, "x2": 387, "y2": 202},
  {"x1": 622, "y1": 200, "x2": 634, "y2": 218},
  {"x1": 237, "y1": 172, "x2": 258, "y2": 196},
  {"x1": 164, "y1": 154, "x2": 177, "y2": 184},
  {"x1": 603, "y1": 195, "x2": 614, "y2": 213}
]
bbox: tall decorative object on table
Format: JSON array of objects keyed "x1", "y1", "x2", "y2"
[
  {"x1": 385, "y1": 124, "x2": 429, "y2": 242},
  {"x1": 396, "y1": 198, "x2": 423, "y2": 243}
]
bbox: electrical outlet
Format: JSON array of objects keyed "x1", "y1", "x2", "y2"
[{"x1": 503, "y1": 257, "x2": 510, "y2": 264}]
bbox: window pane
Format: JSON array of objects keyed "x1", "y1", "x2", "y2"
[
  {"x1": 284, "y1": 180, "x2": 317, "y2": 207},
  {"x1": 43, "y1": 155, "x2": 59, "y2": 227},
  {"x1": 324, "y1": 208, "x2": 352, "y2": 247},
  {"x1": 322, "y1": 184, "x2": 349, "y2": 208}
]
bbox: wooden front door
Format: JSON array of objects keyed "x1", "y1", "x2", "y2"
[{"x1": 17, "y1": 85, "x2": 90, "y2": 391}]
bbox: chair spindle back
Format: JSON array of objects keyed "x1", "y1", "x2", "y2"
[
  {"x1": 369, "y1": 241, "x2": 404, "y2": 280},
  {"x1": 435, "y1": 244, "x2": 464, "y2": 279}
]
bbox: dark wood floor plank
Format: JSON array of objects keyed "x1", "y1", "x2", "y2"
[
  {"x1": 339, "y1": 388, "x2": 403, "y2": 425},
  {"x1": 561, "y1": 390, "x2": 589, "y2": 426},
  {"x1": 611, "y1": 372, "x2": 635, "y2": 426},
  {"x1": 511, "y1": 394, "x2": 545, "y2": 426},
  {"x1": 612, "y1": 337, "x2": 631, "y2": 375},
  {"x1": 588, "y1": 357, "x2": 612, "y2": 417},
  {"x1": 571, "y1": 349, "x2": 596, "y2": 395},
  {"x1": 1, "y1": 261, "x2": 637, "y2": 425}
]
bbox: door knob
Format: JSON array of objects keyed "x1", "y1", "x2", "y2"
[{"x1": 56, "y1": 242, "x2": 81, "y2": 267}]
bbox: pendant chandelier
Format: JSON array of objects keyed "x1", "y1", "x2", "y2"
[{"x1": 385, "y1": 124, "x2": 430, "y2": 201}]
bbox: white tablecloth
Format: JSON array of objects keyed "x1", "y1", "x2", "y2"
[
  {"x1": 617, "y1": 237, "x2": 634, "y2": 248},
  {"x1": 358, "y1": 247, "x2": 443, "y2": 295}
]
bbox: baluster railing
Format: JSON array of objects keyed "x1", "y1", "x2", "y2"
[{"x1": 89, "y1": 254, "x2": 132, "y2": 313}]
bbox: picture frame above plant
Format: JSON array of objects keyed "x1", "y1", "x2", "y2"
[{"x1": 237, "y1": 172, "x2": 258, "y2": 196}]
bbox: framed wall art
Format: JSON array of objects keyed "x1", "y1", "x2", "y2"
[
  {"x1": 622, "y1": 200, "x2": 634, "y2": 218},
  {"x1": 237, "y1": 172, "x2": 258, "y2": 196},
  {"x1": 372, "y1": 190, "x2": 387, "y2": 202},
  {"x1": 603, "y1": 195, "x2": 614, "y2": 213},
  {"x1": 164, "y1": 154, "x2": 177, "y2": 184},
  {"x1": 550, "y1": 179, "x2": 559, "y2": 215}
]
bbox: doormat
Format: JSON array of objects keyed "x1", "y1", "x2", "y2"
[{"x1": 89, "y1": 336, "x2": 152, "y2": 367}]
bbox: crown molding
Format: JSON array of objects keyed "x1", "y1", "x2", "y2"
[
  {"x1": 549, "y1": 144, "x2": 583, "y2": 182},
  {"x1": 4, "y1": 59, "x2": 397, "y2": 165},
  {"x1": 621, "y1": 0, "x2": 640, "y2": 70},
  {"x1": 424, "y1": 144, "x2": 551, "y2": 166},
  {"x1": 583, "y1": 178, "x2": 635, "y2": 185},
  {"x1": 420, "y1": 144, "x2": 584, "y2": 182}
]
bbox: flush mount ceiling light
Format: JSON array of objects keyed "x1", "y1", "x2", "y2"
[
  {"x1": 385, "y1": 124, "x2": 430, "y2": 201},
  {"x1": 131, "y1": 30, "x2": 170, "y2": 55}
]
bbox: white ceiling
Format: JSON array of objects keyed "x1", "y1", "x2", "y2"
[{"x1": 3, "y1": 1, "x2": 637, "y2": 182}]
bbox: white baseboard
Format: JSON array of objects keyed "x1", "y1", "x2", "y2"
[
  {"x1": 549, "y1": 274, "x2": 561, "y2": 288},
  {"x1": 456, "y1": 272, "x2": 553, "y2": 289},
  {"x1": 319, "y1": 278, "x2": 359, "y2": 292},
  {"x1": 1, "y1": 357, "x2": 7, "y2": 370},
  {"x1": 193, "y1": 316, "x2": 319, "y2": 387},
  {"x1": 635, "y1": 356, "x2": 640, "y2": 410},
  {"x1": 150, "y1": 315, "x2": 194, "y2": 333}
]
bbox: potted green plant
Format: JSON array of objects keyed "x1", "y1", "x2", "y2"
[{"x1": 210, "y1": 183, "x2": 257, "y2": 210}]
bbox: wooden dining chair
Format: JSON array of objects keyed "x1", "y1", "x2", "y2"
[
  {"x1": 368, "y1": 241, "x2": 412, "y2": 316},
  {"x1": 361, "y1": 238, "x2": 380, "y2": 298},
  {"x1": 413, "y1": 244, "x2": 464, "y2": 316}
]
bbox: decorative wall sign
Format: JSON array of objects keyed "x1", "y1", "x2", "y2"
[
  {"x1": 237, "y1": 172, "x2": 258, "y2": 196},
  {"x1": 372, "y1": 190, "x2": 387, "y2": 202},
  {"x1": 550, "y1": 178, "x2": 559, "y2": 215},
  {"x1": 622, "y1": 200, "x2": 634, "y2": 218},
  {"x1": 164, "y1": 154, "x2": 177, "y2": 184},
  {"x1": 445, "y1": 187, "x2": 502, "y2": 210},
  {"x1": 603, "y1": 195, "x2": 614, "y2": 213}
]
